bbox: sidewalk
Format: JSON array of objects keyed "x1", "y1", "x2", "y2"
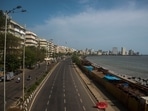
[{"x1": 74, "y1": 64, "x2": 116, "y2": 111}]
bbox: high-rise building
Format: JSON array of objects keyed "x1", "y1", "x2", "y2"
[
  {"x1": 129, "y1": 49, "x2": 134, "y2": 55},
  {"x1": 112, "y1": 47, "x2": 118, "y2": 55},
  {"x1": 121, "y1": 47, "x2": 126, "y2": 55}
]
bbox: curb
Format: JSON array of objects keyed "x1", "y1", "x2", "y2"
[{"x1": 9, "y1": 63, "x2": 59, "y2": 111}]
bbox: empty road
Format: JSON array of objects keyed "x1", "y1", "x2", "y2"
[{"x1": 30, "y1": 58, "x2": 98, "y2": 111}]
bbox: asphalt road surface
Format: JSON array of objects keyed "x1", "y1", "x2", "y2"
[
  {"x1": 30, "y1": 58, "x2": 98, "y2": 111},
  {"x1": 0, "y1": 61, "x2": 53, "y2": 110}
]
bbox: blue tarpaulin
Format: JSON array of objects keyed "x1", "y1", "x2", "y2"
[
  {"x1": 104, "y1": 74, "x2": 121, "y2": 81},
  {"x1": 84, "y1": 66, "x2": 93, "y2": 72}
]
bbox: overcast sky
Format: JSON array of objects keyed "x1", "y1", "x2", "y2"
[{"x1": 1, "y1": 0, "x2": 148, "y2": 54}]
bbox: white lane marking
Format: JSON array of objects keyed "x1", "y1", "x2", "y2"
[
  {"x1": 80, "y1": 98, "x2": 83, "y2": 103},
  {"x1": 83, "y1": 106, "x2": 86, "y2": 111},
  {"x1": 64, "y1": 99, "x2": 66, "y2": 103},
  {"x1": 73, "y1": 67, "x2": 96, "y2": 105},
  {"x1": 76, "y1": 88, "x2": 78, "y2": 92},
  {"x1": 47, "y1": 100, "x2": 49, "y2": 105},
  {"x1": 64, "y1": 107, "x2": 67, "y2": 111},
  {"x1": 63, "y1": 93, "x2": 65, "y2": 97},
  {"x1": 77, "y1": 93, "x2": 80, "y2": 97},
  {"x1": 63, "y1": 89, "x2": 65, "y2": 92},
  {"x1": 50, "y1": 90, "x2": 52, "y2": 94},
  {"x1": 49, "y1": 95, "x2": 51, "y2": 99},
  {"x1": 52, "y1": 83, "x2": 55, "y2": 87},
  {"x1": 74, "y1": 84, "x2": 77, "y2": 88},
  {"x1": 29, "y1": 63, "x2": 60, "y2": 111},
  {"x1": 45, "y1": 108, "x2": 48, "y2": 111}
]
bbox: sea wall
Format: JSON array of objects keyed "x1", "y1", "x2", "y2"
[
  {"x1": 80, "y1": 58, "x2": 148, "y2": 111},
  {"x1": 91, "y1": 71, "x2": 146, "y2": 111},
  {"x1": 92, "y1": 73, "x2": 143, "y2": 111}
]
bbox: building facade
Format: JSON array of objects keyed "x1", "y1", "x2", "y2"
[
  {"x1": 8, "y1": 20, "x2": 26, "y2": 46},
  {"x1": 25, "y1": 31, "x2": 38, "y2": 47},
  {"x1": 121, "y1": 47, "x2": 126, "y2": 55},
  {"x1": 112, "y1": 47, "x2": 118, "y2": 55}
]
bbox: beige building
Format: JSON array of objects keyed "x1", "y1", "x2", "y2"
[
  {"x1": 56, "y1": 46, "x2": 67, "y2": 54},
  {"x1": 121, "y1": 47, "x2": 126, "y2": 55},
  {"x1": 38, "y1": 38, "x2": 47, "y2": 49},
  {"x1": 48, "y1": 40, "x2": 54, "y2": 57},
  {"x1": 56, "y1": 45, "x2": 76, "y2": 54},
  {"x1": 38, "y1": 39, "x2": 55, "y2": 60},
  {"x1": 8, "y1": 20, "x2": 26, "y2": 45},
  {"x1": 25, "y1": 31, "x2": 38, "y2": 47}
]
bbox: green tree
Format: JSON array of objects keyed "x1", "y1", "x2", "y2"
[
  {"x1": 6, "y1": 54, "x2": 20, "y2": 71},
  {"x1": 25, "y1": 46, "x2": 37, "y2": 68},
  {"x1": 36, "y1": 47, "x2": 46, "y2": 62},
  {"x1": 0, "y1": 32, "x2": 22, "y2": 71},
  {"x1": 71, "y1": 52, "x2": 81, "y2": 65},
  {"x1": 25, "y1": 46, "x2": 47, "y2": 69},
  {"x1": 0, "y1": 10, "x2": 5, "y2": 30},
  {"x1": 0, "y1": 33, "x2": 4, "y2": 63},
  {"x1": 7, "y1": 33, "x2": 22, "y2": 55}
]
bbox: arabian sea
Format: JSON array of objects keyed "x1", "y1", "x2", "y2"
[{"x1": 86, "y1": 55, "x2": 148, "y2": 79}]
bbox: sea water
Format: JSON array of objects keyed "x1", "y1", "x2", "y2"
[{"x1": 86, "y1": 55, "x2": 148, "y2": 79}]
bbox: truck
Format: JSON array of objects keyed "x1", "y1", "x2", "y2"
[
  {"x1": 0, "y1": 71, "x2": 4, "y2": 81},
  {"x1": 0, "y1": 71, "x2": 15, "y2": 81},
  {"x1": 6, "y1": 72, "x2": 15, "y2": 81}
]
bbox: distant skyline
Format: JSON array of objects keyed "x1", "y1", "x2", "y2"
[
  {"x1": 1, "y1": 0, "x2": 148, "y2": 54},
  {"x1": 86, "y1": 46, "x2": 139, "y2": 55}
]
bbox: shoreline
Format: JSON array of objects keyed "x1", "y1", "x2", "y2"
[
  {"x1": 81, "y1": 57, "x2": 148, "y2": 111},
  {"x1": 82, "y1": 58, "x2": 148, "y2": 95},
  {"x1": 85, "y1": 56, "x2": 148, "y2": 87}
]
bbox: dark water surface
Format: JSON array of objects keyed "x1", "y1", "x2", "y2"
[{"x1": 86, "y1": 56, "x2": 148, "y2": 79}]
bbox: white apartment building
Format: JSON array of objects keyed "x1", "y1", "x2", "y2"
[
  {"x1": 38, "y1": 39, "x2": 55, "y2": 59},
  {"x1": 112, "y1": 47, "x2": 118, "y2": 55},
  {"x1": 39, "y1": 38, "x2": 47, "y2": 49},
  {"x1": 121, "y1": 47, "x2": 126, "y2": 55},
  {"x1": 77, "y1": 50, "x2": 84, "y2": 55},
  {"x1": 48, "y1": 40, "x2": 54, "y2": 58},
  {"x1": 56, "y1": 46, "x2": 67, "y2": 54},
  {"x1": 56, "y1": 45, "x2": 76, "y2": 54},
  {"x1": 8, "y1": 20, "x2": 26, "y2": 45},
  {"x1": 0, "y1": 18, "x2": 25, "y2": 59},
  {"x1": 25, "y1": 31, "x2": 38, "y2": 47}
]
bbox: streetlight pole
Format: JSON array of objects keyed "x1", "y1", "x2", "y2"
[
  {"x1": 23, "y1": 25, "x2": 26, "y2": 101},
  {"x1": 3, "y1": 6, "x2": 26, "y2": 111},
  {"x1": 46, "y1": 41, "x2": 48, "y2": 72},
  {"x1": 46, "y1": 40, "x2": 49, "y2": 72},
  {"x1": 3, "y1": 10, "x2": 8, "y2": 111}
]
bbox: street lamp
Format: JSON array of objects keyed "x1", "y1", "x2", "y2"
[
  {"x1": 3, "y1": 6, "x2": 26, "y2": 111},
  {"x1": 46, "y1": 41, "x2": 48, "y2": 72},
  {"x1": 23, "y1": 25, "x2": 26, "y2": 102}
]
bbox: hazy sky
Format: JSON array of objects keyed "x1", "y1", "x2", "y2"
[{"x1": 1, "y1": 0, "x2": 148, "y2": 54}]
